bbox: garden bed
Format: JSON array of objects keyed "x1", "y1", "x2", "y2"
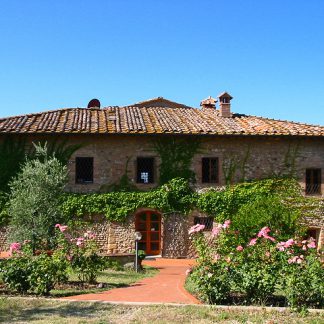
[{"x1": 0, "y1": 267, "x2": 158, "y2": 298}]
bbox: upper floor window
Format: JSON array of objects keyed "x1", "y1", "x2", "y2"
[
  {"x1": 305, "y1": 168, "x2": 321, "y2": 195},
  {"x1": 137, "y1": 157, "x2": 154, "y2": 184},
  {"x1": 202, "y1": 157, "x2": 219, "y2": 183},
  {"x1": 75, "y1": 157, "x2": 93, "y2": 184}
]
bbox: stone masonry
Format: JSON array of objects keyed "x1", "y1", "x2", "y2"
[{"x1": 0, "y1": 133, "x2": 323, "y2": 255}]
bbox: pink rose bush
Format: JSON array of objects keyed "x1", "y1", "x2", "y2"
[
  {"x1": 187, "y1": 219, "x2": 323, "y2": 309},
  {"x1": 54, "y1": 224, "x2": 104, "y2": 283},
  {"x1": 0, "y1": 224, "x2": 104, "y2": 295},
  {"x1": 9, "y1": 242, "x2": 21, "y2": 256}
]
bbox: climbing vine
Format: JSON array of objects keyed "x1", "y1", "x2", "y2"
[
  {"x1": 59, "y1": 177, "x2": 304, "y2": 223},
  {"x1": 222, "y1": 145, "x2": 251, "y2": 185},
  {"x1": 0, "y1": 176, "x2": 320, "y2": 229},
  {"x1": 153, "y1": 137, "x2": 201, "y2": 185},
  {"x1": 60, "y1": 178, "x2": 195, "y2": 222}
]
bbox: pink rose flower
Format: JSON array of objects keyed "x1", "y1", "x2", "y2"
[
  {"x1": 9, "y1": 242, "x2": 21, "y2": 255},
  {"x1": 185, "y1": 268, "x2": 192, "y2": 276},
  {"x1": 55, "y1": 224, "x2": 68, "y2": 232},
  {"x1": 257, "y1": 226, "x2": 271, "y2": 238},
  {"x1": 307, "y1": 241, "x2": 316, "y2": 248},
  {"x1": 222, "y1": 220, "x2": 231, "y2": 229},
  {"x1": 214, "y1": 253, "x2": 221, "y2": 262},
  {"x1": 284, "y1": 239, "x2": 295, "y2": 248},
  {"x1": 277, "y1": 242, "x2": 286, "y2": 251},
  {"x1": 236, "y1": 245, "x2": 244, "y2": 251},
  {"x1": 188, "y1": 224, "x2": 205, "y2": 235},
  {"x1": 211, "y1": 224, "x2": 222, "y2": 237},
  {"x1": 76, "y1": 237, "x2": 84, "y2": 246},
  {"x1": 248, "y1": 238, "x2": 258, "y2": 246},
  {"x1": 264, "y1": 234, "x2": 276, "y2": 242}
]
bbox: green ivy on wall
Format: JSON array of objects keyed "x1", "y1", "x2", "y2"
[
  {"x1": 59, "y1": 177, "x2": 303, "y2": 223},
  {"x1": 153, "y1": 137, "x2": 201, "y2": 185},
  {"x1": 1, "y1": 177, "x2": 321, "y2": 229},
  {"x1": 61, "y1": 178, "x2": 196, "y2": 222}
]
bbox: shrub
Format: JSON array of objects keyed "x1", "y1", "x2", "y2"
[
  {"x1": 188, "y1": 221, "x2": 324, "y2": 310},
  {"x1": 231, "y1": 196, "x2": 300, "y2": 243},
  {"x1": 188, "y1": 222, "x2": 234, "y2": 303},
  {"x1": 190, "y1": 260, "x2": 232, "y2": 304},
  {"x1": 278, "y1": 241, "x2": 324, "y2": 311},
  {"x1": 0, "y1": 255, "x2": 31, "y2": 293},
  {"x1": 234, "y1": 242, "x2": 280, "y2": 303},
  {"x1": 55, "y1": 224, "x2": 105, "y2": 283},
  {"x1": 26, "y1": 252, "x2": 68, "y2": 295},
  {"x1": 0, "y1": 244, "x2": 68, "y2": 295}
]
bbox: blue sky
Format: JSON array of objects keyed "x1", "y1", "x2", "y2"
[{"x1": 0, "y1": 0, "x2": 323, "y2": 125}]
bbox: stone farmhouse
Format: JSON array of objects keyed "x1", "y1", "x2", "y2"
[{"x1": 0, "y1": 93, "x2": 324, "y2": 256}]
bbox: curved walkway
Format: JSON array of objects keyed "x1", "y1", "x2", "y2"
[{"x1": 63, "y1": 258, "x2": 200, "y2": 304}]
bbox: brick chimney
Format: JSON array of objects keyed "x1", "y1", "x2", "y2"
[
  {"x1": 218, "y1": 92, "x2": 233, "y2": 118},
  {"x1": 200, "y1": 96, "x2": 217, "y2": 110}
]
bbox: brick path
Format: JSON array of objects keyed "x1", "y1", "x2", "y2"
[
  {"x1": 62, "y1": 258, "x2": 200, "y2": 304},
  {"x1": 0, "y1": 251, "x2": 9, "y2": 258}
]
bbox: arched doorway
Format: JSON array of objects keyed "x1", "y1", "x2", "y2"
[{"x1": 135, "y1": 210, "x2": 161, "y2": 255}]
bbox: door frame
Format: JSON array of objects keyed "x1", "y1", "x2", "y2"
[{"x1": 135, "y1": 209, "x2": 162, "y2": 255}]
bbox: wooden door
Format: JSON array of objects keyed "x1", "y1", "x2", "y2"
[{"x1": 135, "y1": 211, "x2": 161, "y2": 255}]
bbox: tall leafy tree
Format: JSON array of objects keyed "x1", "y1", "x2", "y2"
[{"x1": 8, "y1": 143, "x2": 68, "y2": 248}]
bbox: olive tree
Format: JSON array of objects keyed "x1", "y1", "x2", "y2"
[{"x1": 8, "y1": 143, "x2": 68, "y2": 249}]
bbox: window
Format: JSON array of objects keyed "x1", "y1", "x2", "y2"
[
  {"x1": 137, "y1": 157, "x2": 154, "y2": 184},
  {"x1": 305, "y1": 169, "x2": 321, "y2": 195},
  {"x1": 202, "y1": 158, "x2": 219, "y2": 183},
  {"x1": 194, "y1": 217, "x2": 214, "y2": 231},
  {"x1": 75, "y1": 157, "x2": 93, "y2": 184}
]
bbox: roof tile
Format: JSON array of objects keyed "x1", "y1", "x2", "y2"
[{"x1": 1, "y1": 105, "x2": 324, "y2": 137}]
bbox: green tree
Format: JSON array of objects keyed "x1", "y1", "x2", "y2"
[{"x1": 8, "y1": 143, "x2": 68, "y2": 249}]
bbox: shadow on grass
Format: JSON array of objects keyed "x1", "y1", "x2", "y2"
[
  {"x1": 50, "y1": 283, "x2": 129, "y2": 298},
  {"x1": 0, "y1": 299, "x2": 114, "y2": 323}
]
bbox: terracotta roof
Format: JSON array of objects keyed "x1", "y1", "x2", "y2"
[
  {"x1": 130, "y1": 97, "x2": 193, "y2": 109},
  {"x1": 0, "y1": 105, "x2": 324, "y2": 136}
]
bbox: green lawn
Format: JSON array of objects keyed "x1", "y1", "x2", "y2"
[{"x1": 0, "y1": 298, "x2": 323, "y2": 324}]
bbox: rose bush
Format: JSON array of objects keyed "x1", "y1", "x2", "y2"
[
  {"x1": 187, "y1": 221, "x2": 324, "y2": 310},
  {"x1": 0, "y1": 224, "x2": 105, "y2": 295},
  {"x1": 0, "y1": 240, "x2": 68, "y2": 295},
  {"x1": 54, "y1": 224, "x2": 105, "y2": 283}
]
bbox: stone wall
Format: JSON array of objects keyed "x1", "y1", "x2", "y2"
[
  {"x1": 0, "y1": 227, "x2": 9, "y2": 252},
  {"x1": 162, "y1": 212, "x2": 190, "y2": 258},
  {"x1": 15, "y1": 134, "x2": 324, "y2": 195},
  {"x1": 1, "y1": 133, "x2": 324, "y2": 255}
]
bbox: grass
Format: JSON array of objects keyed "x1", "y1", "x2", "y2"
[{"x1": 0, "y1": 298, "x2": 323, "y2": 323}]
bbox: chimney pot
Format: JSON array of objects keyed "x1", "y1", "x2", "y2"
[
  {"x1": 200, "y1": 96, "x2": 217, "y2": 110},
  {"x1": 218, "y1": 92, "x2": 233, "y2": 117}
]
